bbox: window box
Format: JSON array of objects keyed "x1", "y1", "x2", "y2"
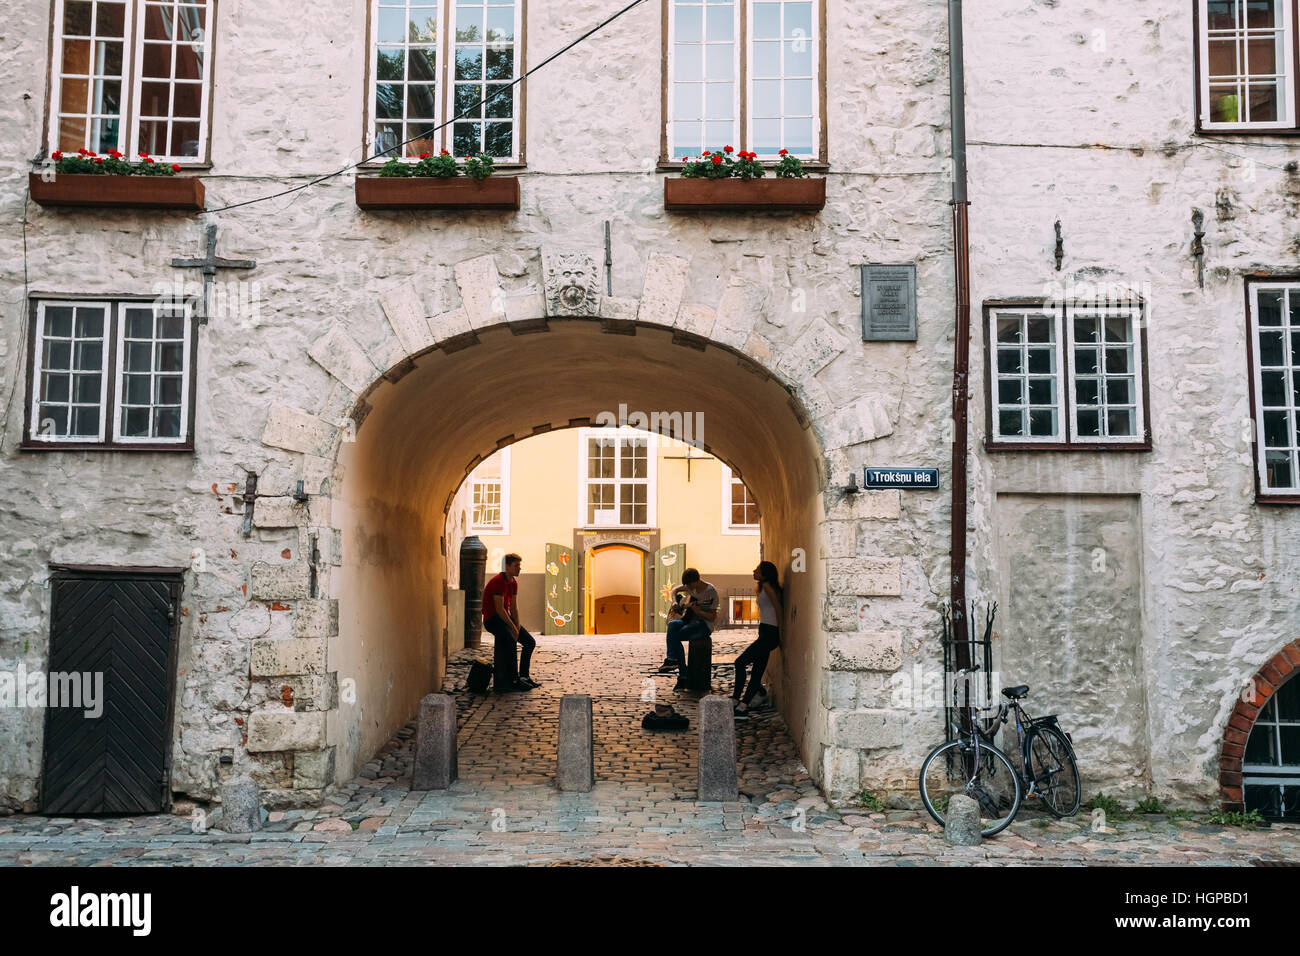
[
  {"x1": 663, "y1": 175, "x2": 825, "y2": 211},
  {"x1": 28, "y1": 171, "x2": 204, "y2": 211},
  {"x1": 354, "y1": 175, "x2": 520, "y2": 210}
]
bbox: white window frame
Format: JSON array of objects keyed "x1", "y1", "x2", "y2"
[
  {"x1": 744, "y1": 0, "x2": 820, "y2": 160},
  {"x1": 447, "y1": 0, "x2": 524, "y2": 162},
  {"x1": 989, "y1": 303, "x2": 1147, "y2": 447},
  {"x1": 469, "y1": 446, "x2": 511, "y2": 533},
  {"x1": 577, "y1": 427, "x2": 658, "y2": 530},
  {"x1": 666, "y1": 0, "x2": 741, "y2": 159},
  {"x1": 127, "y1": 0, "x2": 215, "y2": 162},
  {"x1": 989, "y1": 306, "x2": 1068, "y2": 444},
  {"x1": 1249, "y1": 281, "x2": 1300, "y2": 496},
  {"x1": 366, "y1": 0, "x2": 524, "y2": 164},
  {"x1": 1198, "y1": 0, "x2": 1298, "y2": 132},
  {"x1": 1242, "y1": 679, "x2": 1300, "y2": 773},
  {"x1": 29, "y1": 300, "x2": 111, "y2": 444},
  {"x1": 666, "y1": 0, "x2": 821, "y2": 161},
  {"x1": 111, "y1": 299, "x2": 194, "y2": 444},
  {"x1": 1064, "y1": 304, "x2": 1147, "y2": 445},
  {"x1": 46, "y1": 0, "x2": 215, "y2": 162},
  {"x1": 720, "y1": 464, "x2": 760, "y2": 534}
]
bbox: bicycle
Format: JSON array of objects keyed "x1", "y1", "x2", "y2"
[{"x1": 918, "y1": 668, "x2": 1081, "y2": 836}]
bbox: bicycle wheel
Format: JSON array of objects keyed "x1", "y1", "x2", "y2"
[
  {"x1": 919, "y1": 739, "x2": 1023, "y2": 837},
  {"x1": 1026, "y1": 725, "x2": 1081, "y2": 817}
]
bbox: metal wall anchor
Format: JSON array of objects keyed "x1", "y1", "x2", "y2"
[
  {"x1": 1054, "y1": 220, "x2": 1064, "y2": 271},
  {"x1": 1191, "y1": 208, "x2": 1206, "y2": 289}
]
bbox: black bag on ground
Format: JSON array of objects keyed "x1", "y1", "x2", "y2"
[
  {"x1": 466, "y1": 658, "x2": 493, "y2": 694},
  {"x1": 641, "y1": 704, "x2": 689, "y2": 731}
]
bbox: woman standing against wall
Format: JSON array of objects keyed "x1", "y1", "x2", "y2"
[{"x1": 733, "y1": 561, "x2": 782, "y2": 718}]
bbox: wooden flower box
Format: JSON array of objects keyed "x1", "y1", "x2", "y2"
[
  {"x1": 663, "y1": 176, "x2": 826, "y2": 212},
  {"x1": 354, "y1": 175, "x2": 521, "y2": 210},
  {"x1": 29, "y1": 172, "x2": 205, "y2": 210}
]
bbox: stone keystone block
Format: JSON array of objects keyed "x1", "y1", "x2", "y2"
[
  {"x1": 828, "y1": 558, "x2": 902, "y2": 597},
  {"x1": 428, "y1": 306, "x2": 474, "y2": 343},
  {"x1": 712, "y1": 276, "x2": 765, "y2": 350},
  {"x1": 674, "y1": 303, "x2": 716, "y2": 338},
  {"x1": 828, "y1": 631, "x2": 902, "y2": 672},
  {"x1": 250, "y1": 562, "x2": 311, "y2": 601},
  {"x1": 220, "y1": 777, "x2": 262, "y2": 833},
  {"x1": 308, "y1": 325, "x2": 379, "y2": 394},
  {"x1": 945, "y1": 794, "x2": 981, "y2": 846},
  {"x1": 262, "y1": 405, "x2": 337, "y2": 456},
  {"x1": 381, "y1": 281, "x2": 436, "y2": 356},
  {"x1": 251, "y1": 637, "x2": 326, "y2": 676},
  {"x1": 599, "y1": 296, "x2": 639, "y2": 321},
  {"x1": 503, "y1": 290, "x2": 545, "y2": 326},
  {"x1": 245, "y1": 711, "x2": 326, "y2": 752},
  {"x1": 638, "y1": 253, "x2": 690, "y2": 326},
  {"x1": 454, "y1": 254, "x2": 503, "y2": 328},
  {"x1": 698, "y1": 695, "x2": 738, "y2": 801},
  {"x1": 413, "y1": 694, "x2": 457, "y2": 790},
  {"x1": 557, "y1": 694, "x2": 594, "y2": 792}
]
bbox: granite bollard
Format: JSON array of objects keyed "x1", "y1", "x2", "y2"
[
  {"x1": 557, "y1": 694, "x2": 594, "y2": 792},
  {"x1": 412, "y1": 693, "x2": 457, "y2": 790},
  {"x1": 698, "y1": 695, "x2": 738, "y2": 801},
  {"x1": 945, "y1": 793, "x2": 982, "y2": 845},
  {"x1": 220, "y1": 777, "x2": 262, "y2": 833}
]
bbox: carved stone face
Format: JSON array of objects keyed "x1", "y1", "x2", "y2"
[{"x1": 544, "y1": 251, "x2": 600, "y2": 316}]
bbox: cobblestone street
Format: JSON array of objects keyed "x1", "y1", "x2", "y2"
[{"x1": 1, "y1": 634, "x2": 1297, "y2": 866}]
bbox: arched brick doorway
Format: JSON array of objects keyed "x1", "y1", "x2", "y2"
[{"x1": 1220, "y1": 639, "x2": 1300, "y2": 815}]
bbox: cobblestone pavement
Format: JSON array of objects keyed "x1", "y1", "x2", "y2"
[{"x1": 1, "y1": 633, "x2": 1298, "y2": 866}]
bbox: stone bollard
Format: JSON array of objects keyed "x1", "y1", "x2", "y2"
[
  {"x1": 412, "y1": 693, "x2": 458, "y2": 790},
  {"x1": 557, "y1": 694, "x2": 594, "y2": 792},
  {"x1": 220, "y1": 777, "x2": 262, "y2": 833},
  {"x1": 945, "y1": 793, "x2": 982, "y2": 846},
  {"x1": 698, "y1": 695, "x2": 738, "y2": 801}
]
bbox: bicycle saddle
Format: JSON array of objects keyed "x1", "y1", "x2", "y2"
[{"x1": 1001, "y1": 685, "x2": 1029, "y2": 699}]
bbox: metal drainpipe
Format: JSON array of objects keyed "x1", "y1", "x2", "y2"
[{"x1": 948, "y1": 0, "x2": 973, "y2": 667}]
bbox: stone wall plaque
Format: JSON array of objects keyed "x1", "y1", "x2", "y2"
[{"x1": 860, "y1": 264, "x2": 917, "y2": 342}]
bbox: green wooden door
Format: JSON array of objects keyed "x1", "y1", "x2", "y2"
[
  {"x1": 652, "y1": 543, "x2": 686, "y2": 633},
  {"x1": 544, "y1": 543, "x2": 579, "y2": 635}
]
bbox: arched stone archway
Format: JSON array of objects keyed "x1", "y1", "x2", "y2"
[
  {"x1": 239, "y1": 249, "x2": 912, "y2": 803},
  {"x1": 1219, "y1": 639, "x2": 1300, "y2": 811}
]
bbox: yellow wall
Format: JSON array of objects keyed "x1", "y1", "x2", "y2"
[{"x1": 468, "y1": 430, "x2": 760, "y2": 576}]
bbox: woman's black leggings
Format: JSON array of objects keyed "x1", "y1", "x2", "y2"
[{"x1": 733, "y1": 624, "x2": 780, "y2": 704}]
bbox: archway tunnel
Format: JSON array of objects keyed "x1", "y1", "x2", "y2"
[{"x1": 330, "y1": 319, "x2": 827, "y2": 783}]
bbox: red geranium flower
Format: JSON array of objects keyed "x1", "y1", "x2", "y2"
[
  {"x1": 441, "y1": 149, "x2": 450, "y2": 155},
  {"x1": 702, "y1": 150, "x2": 710, "y2": 156},
  {"x1": 724, "y1": 145, "x2": 733, "y2": 153},
  {"x1": 142, "y1": 156, "x2": 154, "y2": 163},
  {"x1": 93, "y1": 157, "x2": 103, "y2": 163},
  {"x1": 711, "y1": 154, "x2": 722, "y2": 164},
  {"x1": 52, "y1": 150, "x2": 63, "y2": 160},
  {"x1": 170, "y1": 163, "x2": 181, "y2": 171},
  {"x1": 419, "y1": 152, "x2": 431, "y2": 159},
  {"x1": 779, "y1": 148, "x2": 788, "y2": 156}
]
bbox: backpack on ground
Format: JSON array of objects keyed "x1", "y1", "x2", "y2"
[{"x1": 466, "y1": 658, "x2": 493, "y2": 694}]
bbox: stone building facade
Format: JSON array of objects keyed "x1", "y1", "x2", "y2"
[{"x1": 0, "y1": 0, "x2": 1296, "y2": 817}]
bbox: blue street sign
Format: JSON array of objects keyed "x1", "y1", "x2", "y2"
[{"x1": 864, "y1": 467, "x2": 940, "y2": 490}]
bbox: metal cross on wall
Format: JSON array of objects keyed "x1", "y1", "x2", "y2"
[
  {"x1": 664, "y1": 446, "x2": 701, "y2": 481},
  {"x1": 170, "y1": 224, "x2": 256, "y2": 323}
]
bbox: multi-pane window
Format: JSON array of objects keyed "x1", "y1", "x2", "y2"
[
  {"x1": 1243, "y1": 676, "x2": 1300, "y2": 819},
  {"x1": 26, "y1": 300, "x2": 194, "y2": 448},
  {"x1": 369, "y1": 0, "x2": 523, "y2": 162},
  {"x1": 468, "y1": 448, "x2": 509, "y2": 531},
  {"x1": 987, "y1": 303, "x2": 1148, "y2": 448},
  {"x1": 1198, "y1": 0, "x2": 1298, "y2": 131},
  {"x1": 48, "y1": 0, "x2": 214, "y2": 161},
  {"x1": 722, "y1": 466, "x2": 759, "y2": 532},
  {"x1": 580, "y1": 429, "x2": 655, "y2": 528},
  {"x1": 667, "y1": 0, "x2": 822, "y2": 161},
  {"x1": 1249, "y1": 283, "x2": 1300, "y2": 495}
]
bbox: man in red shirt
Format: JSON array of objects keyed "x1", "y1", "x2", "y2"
[{"x1": 483, "y1": 553, "x2": 539, "y2": 692}]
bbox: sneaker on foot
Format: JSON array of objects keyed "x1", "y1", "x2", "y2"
[
  {"x1": 511, "y1": 678, "x2": 534, "y2": 691},
  {"x1": 750, "y1": 692, "x2": 769, "y2": 709},
  {"x1": 519, "y1": 676, "x2": 541, "y2": 688},
  {"x1": 658, "y1": 659, "x2": 679, "y2": 673},
  {"x1": 733, "y1": 705, "x2": 750, "y2": 719}
]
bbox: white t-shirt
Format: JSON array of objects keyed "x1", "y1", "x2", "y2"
[{"x1": 690, "y1": 583, "x2": 719, "y2": 633}]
